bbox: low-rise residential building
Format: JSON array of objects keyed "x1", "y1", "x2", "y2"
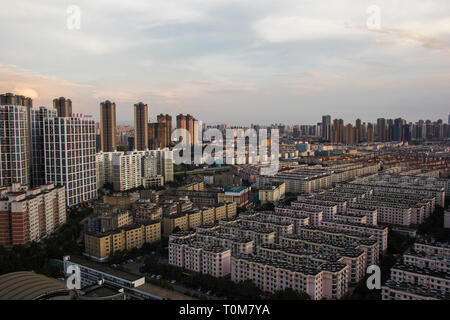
[
  {"x1": 231, "y1": 254, "x2": 349, "y2": 300},
  {"x1": 258, "y1": 182, "x2": 285, "y2": 204},
  {"x1": 382, "y1": 241, "x2": 450, "y2": 300},
  {"x1": 169, "y1": 239, "x2": 231, "y2": 277},
  {"x1": 319, "y1": 219, "x2": 388, "y2": 252},
  {"x1": 275, "y1": 205, "x2": 323, "y2": 227},
  {"x1": 84, "y1": 221, "x2": 161, "y2": 261},
  {"x1": 142, "y1": 176, "x2": 164, "y2": 188},
  {"x1": 218, "y1": 186, "x2": 251, "y2": 207}
]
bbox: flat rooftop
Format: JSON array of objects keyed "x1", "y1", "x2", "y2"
[{"x1": 68, "y1": 256, "x2": 143, "y2": 282}]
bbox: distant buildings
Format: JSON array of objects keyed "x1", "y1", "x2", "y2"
[
  {"x1": 96, "y1": 148, "x2": 174, "y2": 192},
  {"x1": 322, "y1": 115, "x2": 331, "y2": 141},
  {"x1": 176, "y1": 114, "x2": 199, "y2": 146},
  {"x1": 156, "y1": 113, "x2": 172, "y2": 147},
  {"x1": 53, "y1": 97, "x2": 72, "y2": 117}
]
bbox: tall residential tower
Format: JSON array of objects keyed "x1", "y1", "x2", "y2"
[
  {"x1": 53, "y1": 97, "x2": 72, "y2": 117},
  {"x1": 100, "y1": 100, "x2": 117, "y2": 152},
  {"x1": 134, "y1": 102, "x2": 148, "y2": 151}
]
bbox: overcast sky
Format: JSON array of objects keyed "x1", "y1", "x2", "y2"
[{"x1": 0, "y1": 0, "x2": 449, "y2": 125}]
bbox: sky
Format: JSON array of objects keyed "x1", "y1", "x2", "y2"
[{"x1": 0, "y1": 0, "x2": 449, "y2": 125}]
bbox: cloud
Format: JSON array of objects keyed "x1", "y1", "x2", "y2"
[
  {"x1": 0, "y1": 0, "x2": 450, "y2": 125},
  {"x1": 252, "y1": 16, "x2": 361, "y2": 42},
  {"x1": 371, "y1": 28, "x2": 446, "y2": 49},
  {"x1": 12, "y1": 88, "x2": 39, "y2": 99},
  {"x1": 0, "y1": 65, "x2": 93, "y2": 108}
]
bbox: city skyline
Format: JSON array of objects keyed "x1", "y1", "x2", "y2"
[
  {"x1": 1, "y1": 1, "x2": 450, "y2": 305},
  {"x1": 1, "y1": 0, "x2": 449, "y2": 125}
]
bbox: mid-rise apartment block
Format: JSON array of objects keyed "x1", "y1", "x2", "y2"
[
  {"x1": 112, "y1": 152, "x2": 142, "y2": 191},
  {"x1": 0, "y1": 183, "x2": 66, "y2": 245},
  {"x1": 382, "y1": 241, "x2": 450, "y2": 300},
  {"x1": 84, "y1": 221, "x2": 161, "y2": 261},
  {"x1": 231, "y1": 254, "x2": 349, "y2": 300},
  {"x1": 258, "y1": 182, "x2": 285, "y2": 204},
  {"x1": 162, "y1": 202, "x2": 237, "y2": 236},
  {"x1": 169, "y1": 239, "x2": 231, "y2": 277}
]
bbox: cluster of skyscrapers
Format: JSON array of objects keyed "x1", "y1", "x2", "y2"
[
  {"x1": 0, "y1": 93, "x2": 96, "y2": 207},
  {"x1": 318, "y1": 115, "x2": 450, "y2": 144}
]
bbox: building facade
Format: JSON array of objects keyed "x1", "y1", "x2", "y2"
[
  {"x1": 44, "y1": 115, "x2": 97, "y2": 206},
  {"x1": 100, "y1": 100, "x2": 117, "y2": 152},
  {"x1": 0, "y1": 183, "x2": 66, "y2": 245},
  {"x1": 134, "y1": 102, "x2": 148, "y2": 151}
]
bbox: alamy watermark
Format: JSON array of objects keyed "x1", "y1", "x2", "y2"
[
  {"x1": 366, "y1": 5, "x2": 381, "y2": 31},
  {"x1": 66, "y1": 5, "x2": 81, "y2": 30},
  {"x1": 65, "y1": 264, "x2": 81, "y2": 290},
  {"x1": 171, "y1": 128, "x2": 280, "y2": 176},
  {"x1": 366, "y1": 265, "x2": 381, "y2": 290}
]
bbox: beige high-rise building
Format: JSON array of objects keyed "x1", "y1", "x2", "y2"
[
  {"x1": 355, "y1": 119, "x2": 362, "y2": 143},
  {"x1": 176, "y1": 114, "x2": 187, "y2": 144},
  {"x1": 344, "y1": 124, "x2": 355, "y2": 145},
  {"x1": 367, "y1": 123, "x2": 374, "y2": 142},
  {"x1": 100, "y1": 100, "x2": 117, "y2": 152},
  {"x1": 331, "y1": 119, "x2": 344, "y2": 144},
  {"x1": 377, "y1": 118, "x2": 386, "y2": 142},
  {"x1": 176, "y1": 114, "x2": 197, "y2": 146},
  {"x1": 53, "y1": 97, "x2": 72, "y2": 117},
  {"x1": 148, "y1": 122, "x2": 168, "y2": 149},
  {"x1": 157, "y1": 114, "x2": 172, "y2": 146},
  {"x1": 134, "y1": 102, "x2": 148, "y2": 151}
]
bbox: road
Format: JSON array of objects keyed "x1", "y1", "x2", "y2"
[{"x1": 122, "y1": 258, "x2": 221, "y2": 300}]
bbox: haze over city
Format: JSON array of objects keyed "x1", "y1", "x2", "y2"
[{"x1": 1, "y1": 0, "x2": 449, "y2": 125}]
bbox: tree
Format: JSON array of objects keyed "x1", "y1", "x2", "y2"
[
  {"x1": 172, "y1": 226, "x2": 182, "y2": 234},
  {"x1": 235, "y1": 280, "x2": 262, "y2": 300},
  {"x1": 108, "y1": 250, "x2": 128, "y2": 265},
  {"x1": 270, "y1": 288, "x2": 311, "y2": 300}
]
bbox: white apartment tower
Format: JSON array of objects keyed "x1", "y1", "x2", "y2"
[
  {"x1": 148, "y1": 148, "x2": 174, "y2": 183},
  {"x1": 112, "y1": 152, "x2": 142, "y2": 191},
  {"x1": 44, "y1": 115, "x2": 97, "y2": 207},
  {"x1": 0, "y1": 94, "x2": 33, "y2": 187},
  {"x1": 31, "y1": 107, "x2": 57, "y2": 187}
]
